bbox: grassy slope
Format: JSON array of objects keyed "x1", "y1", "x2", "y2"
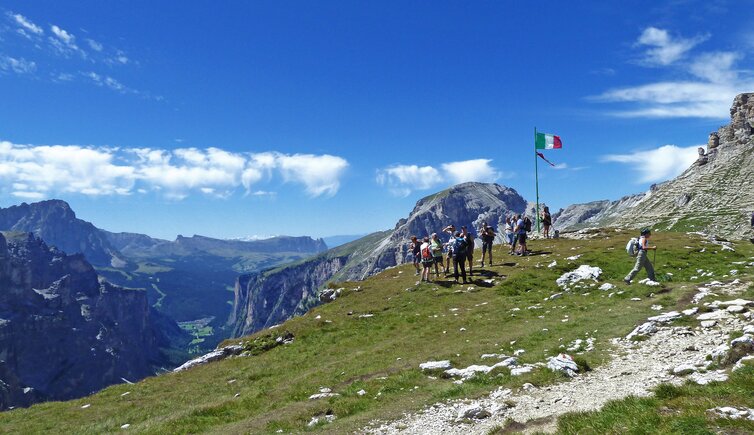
[{"x1": 1, "y1": 231, "x2": 752, "y2": 434}]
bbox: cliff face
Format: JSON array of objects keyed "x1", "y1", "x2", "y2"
[
  {"x1": 555, "y1": 93, "x2": 754, "y2": 238},
  {"x1": 0, "y1": 232, "x2": 161, "y2": 410},
  {"x1": 230, "y1": 182, "x2": 527, "y2": 337},
  {"x1": 0, "y1": 200, "x2": 125, "y2": 267}
]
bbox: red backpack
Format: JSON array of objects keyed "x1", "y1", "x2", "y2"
[{"x1": 421, "y1": 245, "x2": 432, "y2": 259}]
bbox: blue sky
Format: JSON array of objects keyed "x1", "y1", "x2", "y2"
[{"x1": 1, "y1": 1, "x2": 753, "y2": 240}]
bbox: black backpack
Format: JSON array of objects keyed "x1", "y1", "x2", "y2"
[{"x1": 524, "y1": 217, "x2": 532, "y2": 232}]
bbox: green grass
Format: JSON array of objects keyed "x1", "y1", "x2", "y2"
[
  {"x1": 1, "y1": 230, "x2": 752, "y2": 434},
  {"x1": 556, "y1": 366, "x2": 754, "y2": 434}
]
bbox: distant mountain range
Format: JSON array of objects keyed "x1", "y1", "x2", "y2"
[
  {"x1": 554, "y1": 92, "x2": 754, "y2": 238},
  {"x1": 0, "y1": 231, "x2": 169, "y2": 410},
  {"x1": 230, "y1": 182, "x2": 527, "y2": 337},
  {"x1": 0, "y1": 200, "x2": 328, "y2": 354}
]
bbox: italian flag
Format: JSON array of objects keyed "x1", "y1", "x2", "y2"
[{"x1": 535, "y1": 132, "x2": 562, "y2": 149}]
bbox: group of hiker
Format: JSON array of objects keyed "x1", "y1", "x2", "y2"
[{"x1": 408, "y1": 208, "x2": 554, "y2": 284}]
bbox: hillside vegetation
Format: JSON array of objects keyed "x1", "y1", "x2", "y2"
[{"x1": 2, "y1": 230, "x2": 753, "y2": 433}]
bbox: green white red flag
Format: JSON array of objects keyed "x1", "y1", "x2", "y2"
[{"x1": 535, "y1": 132, "x2": 562, "y2": 150}]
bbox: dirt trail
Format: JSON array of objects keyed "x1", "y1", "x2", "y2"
[{"x1": 366, "y1": 281, "x2": 749, "y2": 434}]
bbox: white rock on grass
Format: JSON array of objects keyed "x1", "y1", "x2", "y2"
[
  {"x1": 698, "y1": 311, "x2": 732, "y2": 321},
  {"x1": 682, "y1": 307, "x2": 698, "y2": 316},
  {"x1": 701, "y1": 320, "x2": 717, "y2": 328},
  {"x1": 733, "y1": 355, "x2": 754, "y2": 371},
  {"x1": 638, "y1": 278, "x2": 661, "y2": 287},
  {"x1": 598, "y1": 283, "x2": 615, "y2": 291},
  {"x1": 121, "y1": 424, "x2": 130, "y2": 430},
  {"x1": 556, "y1": 265, "x2": 602, "y2": 288},
  {"x1": 510, "y1": 366, "x2": 534, "y2": 376},
  {"x1": 547, "y1": 354, "x2": 579, "y2": 377},
  {"x1": 357, "y1": 389, "x2": 367, "y2": 396},
  {"x1": 726, "y1": 305, "x2": 746, "y2": 313},
  {"x1": 710, "y1": 344, "x2": 731, "y2": 363},
  {"x1": 626, "y1": 322, "x2": 657, "y2": 340},
  {"x1": 309, "y1": 388, "x2": 340, "y2": 400},
  {"x1": 717, "y1": 299, "x2": 754, "y2": 307},
  {"x1": 707, "y1": 406, "x2": 754, "y2": 420},
  {"x1": 647, "y1": 311, "x2": 682, "y2": 324},
  {"x1": 420, "y1": 361, "x2": 452, "y2": 371}
]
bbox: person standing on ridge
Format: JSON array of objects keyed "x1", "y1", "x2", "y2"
[
  {"x1": 504, "y1": 216, "x2": 514, "y2": 249},
  {"x1": 419, "y1": 236, "x2": 433, "y2": 283},
  {"x1": 515, "y1": 215, "x2": 529, "y2": 256},
  {"x1": 452, "y1": 231, "x2": 468, "y2": 284},
  {"x1": 461, "y1": 226, "x2": 474, "y2": 277},
  {"x1": 542, "y1": 206, "x2": 552, "y2": 239},
  {"x1": 624, "y1": 228, "x2": 657, "y2": 284},
  {"x1": 409, "y1": 236, "x2": 421, "y2": 275},
  {"x1": 430, "y1": 233, "x2": 445, "y2": 276},
  {"x1": 479, "y1": 222, "x2": 495, "y2": 267}
]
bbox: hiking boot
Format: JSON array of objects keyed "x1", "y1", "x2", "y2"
[{"x1": 623, "y1": 278, "x2": 631, "y2": 285}]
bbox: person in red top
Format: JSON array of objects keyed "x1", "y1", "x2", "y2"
[{"x1": 624, "y1": 228, "x2": 657, "y2": 284}]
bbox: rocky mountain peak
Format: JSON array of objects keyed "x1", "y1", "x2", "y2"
[{"x1": 720, "y1": 92, "x2": 754, "y2": 145}]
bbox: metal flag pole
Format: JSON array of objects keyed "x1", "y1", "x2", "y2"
[{"x1": 534, "y1": 127, "x2": 540, "y2": 233}]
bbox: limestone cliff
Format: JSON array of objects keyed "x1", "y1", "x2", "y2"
[
  {"x1": 0, "y1": 232, "x2": 163, "y2": 410},
  {"x1": 555, "y1": 93, "x2": 754, "y2": 238}
]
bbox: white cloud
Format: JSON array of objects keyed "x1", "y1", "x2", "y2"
[
  {"x1": 603, "y1": 144, "x2": 700, "y2": 183},
  {"x1": 441, "y1": 159, "x2": 501, "y2": 185},
  {"x1": 593, "y1": 27, "x2": 753, "y2": 119},
  {"x1": 9, "y1": 12, "x2": 43, "y2": 36},
  {"x1": 87, "y1": 38, "x2": 103, "y2": 52},
  {"x1": 636, "y1": 27, "x2": 708, "y2": 66},
  {"x1": 376, "y1": 165, "x2": 443, "y2": 197},
  {"x1": 377, "y1": 159, "x2": 505, "y2": 197},
  {"x1": 0, "y1": 140, "x2": 349, "y2": 200},
  {"x1": 50, "y1": 25, "x2": 75, "y2": 45},
  {"x1": 0, "y1": 55, "x2": 37, "y2": 74}
]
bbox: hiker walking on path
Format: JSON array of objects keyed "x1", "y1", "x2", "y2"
[
  {"x1": 479, "y1": 222, "x2": 495, "y2": 267},
  {"x1": 409, "y1": 236, "x2": 421, "y2": 276},
  {"x1": 430, "y1": 233, "x2": 445, "y2": 276},
  {"x1": 624, "y1": 229, "x2": 657, "y2": 284},
  {"x1": 420, "y1": 237, "x2": 433, "y2": 282},
  {"x1": 541, "y1": 206, "x2": 552, "y2": 239},
  {"x1": 461, "y1": 226, "x2": 474, "y2": 277},
  {"x1": 452, "y1": 231, "x2": 468, "y2": 284}
]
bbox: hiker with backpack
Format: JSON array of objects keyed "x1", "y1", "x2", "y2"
[
  {"x1": 479, "y1": 222, "x2": 496, "y2": 267},
  {"x1": 542, "y1": 206, "x2": 552, "y2": 239},
  {"x1": 624, "y1": 228, "x2": 657, "y2": 284},
  {"x1": 409, "y1": 236, "x2": 421, "y2": 276},
  {"x1": 451, "y1": 231, "x2": 468, "y2": 284},
  {"x1": 419, "y1": 236, "x2": 433, "y2": 282},
  {"x1": 461, "y1": 226, "x2": 474, "y2": 277},
  {"x1": 430, "y1": 233, "x2": 445, "y2": 276}
]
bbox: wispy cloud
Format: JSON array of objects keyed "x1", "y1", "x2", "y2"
[
  {"x1": 635, "y1": 27, "x2": 708, "y2": 66},
  {"x1": 602, "y1": 144, "x2": 700, "y2": 183},
  {"x1": 376, "y1": 159, "x2": 507, "y2": 197},
  {"x1": 3, "y1": 10, "x2": 147, "y2": 97},
  {"x1": 0, "y1": 141, "x2": 349, "y2": 200},
  {"x1": 0, "y1": 55, "x2": 37, "y2": 74},
  {"x1": 592, "y1": 27, "x2": 753, "y2": 119}
]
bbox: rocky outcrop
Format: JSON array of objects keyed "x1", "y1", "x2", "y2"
[
  {"x1": 0, "y1": 232, "x2": 164, "y2": 410},
  {"x1": 230, "y1": 182, "x2": 527, "y2": 337},
  {"x1": 0, "y1": 200, "x2": 126, "y2": 267},
  {"x1": 554, "y1": 93, "x2": 754, "y2": 238}
]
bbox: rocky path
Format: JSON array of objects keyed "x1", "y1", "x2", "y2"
[{"x1": 366, "y1": 279, "x2": 752, "y2": 434}]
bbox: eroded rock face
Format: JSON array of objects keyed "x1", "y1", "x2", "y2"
[
  {"x1": 0, "y1": 233, "x2": 162, "y2": 410},
  {"x1": 554, "y1": 93, "x2": 754, "y2": 238}
]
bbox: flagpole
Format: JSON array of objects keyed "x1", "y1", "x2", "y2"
[{"x1": 534, "y1": 127, "x2": 540, "y2": 234}]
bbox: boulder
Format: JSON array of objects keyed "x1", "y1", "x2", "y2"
[
  {"x1": 419, "y1": 360, "x2": 452, "y2": 371},
  {"x1": 672, "y1": 364, "x2": 697, "y2": 376},
  {"x1": 556, "y1": 265, "x2": 602, "y2": 288},
  {"x1": 626, "y1": 321, "x2": 658, "y2": 340},
  {"x1": 459, "y1": 406, "x2": 492, "y2": 420},
  {"x1": 547, "y1": 354, "x2": 579, "y2": 377}
]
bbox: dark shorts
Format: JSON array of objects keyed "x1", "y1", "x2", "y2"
[
  {"x1": 518, "y1": 233, "x2": 527, "y2": 243},
  {"x1": 433, "y1": 256, "x2": 443, "y2": 265},
  {"x1": 412, "y1": 253, "x2": 421, "y2": 264},
  {"x1": 422, "y1": 258, "x2": 434, "y2": 266}
]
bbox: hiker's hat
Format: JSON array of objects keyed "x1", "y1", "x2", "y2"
[{"x1": 640, "y1": 228, "x2": 651, "y2": 236}]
